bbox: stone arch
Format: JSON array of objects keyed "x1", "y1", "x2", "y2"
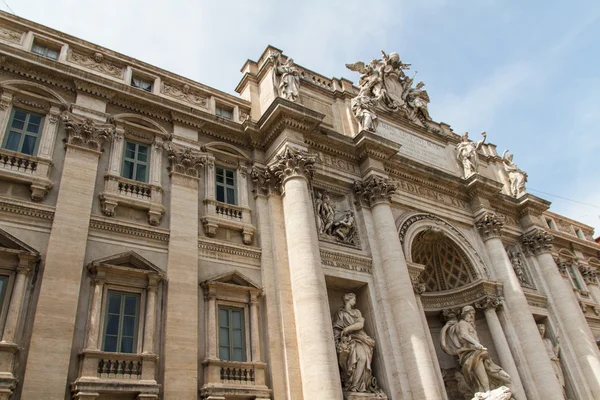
[
  {"x1": 112, "y1": 113, "x2": 169, "y2": 136},
  {"x1": 1, "y1": 79, "x2": 68, "y2": 105},
  {"x1": 397, "y1": 212, "x2": 489, "y2": 291},
  {"x1": 203, "y1": 141, "x2": 251, "y2": 161}
]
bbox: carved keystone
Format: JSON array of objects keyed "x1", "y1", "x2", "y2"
[
  {"x1": 354, "y1": 175, "x2": 397, "y2": 207},
  {"x1": 521, "y1": 229, "x2": 553, "y2": 255},
  {"x1": 475, "y1": 212, "x2": 505, "y2": 241}
]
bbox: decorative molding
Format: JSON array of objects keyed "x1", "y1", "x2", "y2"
[
  {"x1": 89, "y1": 217, "x2": 169, "y2": 242},
  {"x1": 268, "y1": 147, "x2": 315, "y2": 188},
  {"x1": 0, "y1": 27, "x2": 22, "y2": 43},
  {"x1": 250, "y1": 165, "x2": 280, "y2": 197},
  {"x1": 62, "y1": 112, "x2": 113, "y2": 152},
  {"x1": 198, "y1": 238, "x2": 262, "y2": 267},
  {"x1": 521, "y1": 229, "x2": 553, "y2": 255},
  {"x1": 13, "y1": 96, "x2": 48, "y2": 112},
  {"x1": 411, "y1": 276, "x2": 426, "y2": 294},
  {"x1": 74, "y1": 79, "x2": 116, "y2": 100},
  {"x1": 68, "y1": 50, "x2": 124, "y2": 78},
  {"x1": 475, "y1": 212, "x2": 505, "y2": 241},
  {"x1": 474, "y1": 295, "x2": 501, "y2": 310},
  {"x1": 320, "y1": 249, "x2": 372, "y2": 274},
  {"x1": 354, "y1": 175, "x2": 397, "y2": 207},
  {"x1": 523, "y1": 290, "x2": 547, "y2": 309},
  {"x1": 0, "y1": 197, "x2": 54, "y2": 220},
  {"x1": 579, "y1": 264, "x2": 598, "y2": 285},
  {"x1": 553, "y1": 257, "x2": 571, "y2": 277},
  {"x1": 165, "y1": 141, "x2": 205, "y2": 177},
  {"x1": 420, "y1": 279, "x2": 502, "y2": 311},
  {"x1": 162, "y1": 82, "x2": 208, "y2": 107},
  {"x1": 0, "y1": 58, "x2": 75, "y2": 91},
  {"x1": 505, "y1": 247, "x2": 535, "y2": 289}
]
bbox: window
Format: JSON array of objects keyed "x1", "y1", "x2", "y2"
[
  {"x1": 121, "y1": 141, "x2": 149, "y2": 182},
  {"x1": 102, "y1": 291, "x2": 140, "y2": 354},
  {"x1": 216, "y1": 106, "x2": 233, "y2": 120},
  {"x1": 0, "y1": 276, "x2": 8, "y2": 316},
  {"x1": 218, "y1": 306, "x2": 246, "y2": 362},
  {"x1": 31, "y1": 41, "x2": 59, "y2": 60},
  {"x1": 2, "y1": 108, "x2": 43, "y2": 155},
  {"x1": 215, "y1": 166, "x2": 236, "y2": 205},
  {"x1": 545, "y1": 218, "x2": 556, "y2": 230},
  {"x1": 576, "y1": 229, "x2": 585, "y2": 240},
  {"x1": 131, "y1": 76, "x2": 153, "y2": 92}
]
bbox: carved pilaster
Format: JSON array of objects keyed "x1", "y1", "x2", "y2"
[
  {"x1": 62, "y1": 113, "x2": 113, "y2": 152},
  {"x1": 579, "y1": 264, "x2": 598, "y2": 285},
  {"x1": 553, "y1": 257, "x2": 571, "y2": 277},
  {"x1": 411, "y1": 276, "x2": 426, "y2": 295},
  {"x1": 267, "y1": 147, "x2": 315, "y2": 189},
  {"x1": 475, "y1": 212, "x2": 505, "y2": 241},
  {"x1": 165, "y1": 142, "x2": 205, "y2": 178},
  {"x1": 506, "y1": 248, "x2": 535, "y2": 289},
  {"x1": 474, "y1": 295, "x2": 501, "y2": 310},
  {"x1": 353, "y1": 175, "x2": 397, "y2": 207},
  {"x1": 521, "y1": 229, "x2": 553, "y2": 255}
]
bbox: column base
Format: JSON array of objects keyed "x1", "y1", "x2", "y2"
[{"x1": 344, "y1": 392, "x2": 388, "y2": 400}]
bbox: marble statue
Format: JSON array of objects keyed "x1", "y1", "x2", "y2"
[
  {"x1": 456, "y1": 131, "x2": 487, "y2": 179},
  {"x1": 273, "y1": 54, "x2": 300, "y2": 101},
  {"x1": 332, "y1": 293, "x2": 384, "y2": 396},
  {"x1": 441, "y1": 306, "x2": 511, "y2": 396},
  {"x1": 501, "y1": 150, "x2": 527, "y2": 197},
  {"x1": 345, "y1": 51, "x2": 432, "y2": 129},
  {"x1": 333, "y1": 210, "x2": 357, "y2": 244},
  {"x1": 538, "y1": 323, "x2": 566, "y2": 398},
  {"x1": 314, "y1": 190, "x2": 358, "y2": 245},
  {"x1": 471, "y1": 386, "x2": 513, "y2": 400},
  {"x1": 321, "y1": 192, "x2": 336, "y2": 235}
]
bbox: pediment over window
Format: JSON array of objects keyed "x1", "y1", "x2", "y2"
[
  {"x1": 87, "y1": 251, "x2": 164, "y2": 287},
  {"x1": 201, "y1": 270, "x2": 261, "y2": 301},
  {"x1": 0, "y1": 227, "x2": 39, "y2": 259}
]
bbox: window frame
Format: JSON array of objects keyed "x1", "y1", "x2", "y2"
[
  {"x1": 215, "y1": 298, "x2": 251, "y2": 363},
  {"x1": 121, "y1": 140, "x2": 150, "y2": 183},
  {"x1": 215, "y1": 165, "x2": 237, "y2": 205},
  {"x1": 215, "y1": 105, "x2": 234, "y2": 120},
  {"x1": 101, "y1": 290, "x2": 141, "y2": 354},
  {"x1": 218, "y1": 305, "x2": 247, "y2": 362},
  {"x1": 31, "y1": 40, "x2": 60, "y2": 60},
  {"x1": 99, "y1": 284, "x2": 146, "y2": 355},
  {"x1": 2, "y1": 107, "x2": 44, "y2": 156},
  {"x1": 0, "y1": 270, "x2": 15, "y2": 341},
  {"x1": 131, "y1": 76, "x2": 153, "y2": 93}
]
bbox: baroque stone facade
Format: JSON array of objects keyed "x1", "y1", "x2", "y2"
[{"x1": 0, "y1": 11, "x2": 598, "y2": 400}]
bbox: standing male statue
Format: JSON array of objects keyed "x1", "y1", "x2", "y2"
[
  {"x1": 538, "y1": 323, "x2": 567, "y2": 398},
  {"x1": 456, "y1": 131, "x2": 487, "y2": 179},
  {"x1": 441, "y1": 306, "x2": 512, "y2": 397},
  {"x1": 501, "y1": 150, "x2": 527, "y2": 197}
]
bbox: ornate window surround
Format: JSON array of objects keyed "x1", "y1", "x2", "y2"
[
  {"x1": 0, "y1": 80, "x2": 66, "y2": 201},
  {"x1": 200, "y1": 271, "x2": 271, "y2": 400},
  {"x1": 201, "y1": 142, "x2": 255, "y2": 244},
  {"x1": 72, "y1": 251, "x2": 163, "y2": 399},
  {"x1": 100, "y1": 114, "x2": 167, "y2": 226}
]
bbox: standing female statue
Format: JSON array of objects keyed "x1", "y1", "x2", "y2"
[
  {"x1": 332, "y1": 293, "x2": 384, "y2": 395},
  {"x1": 456, "y1": 131, "x2": 487, "y2": 179}
]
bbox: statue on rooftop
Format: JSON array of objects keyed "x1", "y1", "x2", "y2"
[
  {"x1": 456, "y1": 131, "x2": 487, "y2": 179},
  {"x1": 272, "y1": 54, "x2": 301, "y2": 102},
  {"x1": 501, "y1": 150, "x2": 527, "y2": 197}
]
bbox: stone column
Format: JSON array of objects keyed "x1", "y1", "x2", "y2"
[
  {"x1": 204, "y1": 289, "x2": 218, "y2": 361},
  {"x1": 476, "y1": 214, "x2": 563, "y2": 399},
  {"x1": 250, "y1": 292, "x2": 261, "y2": 362},
  {"x1": 142, "y1": 276, "x2": 158, "y2": 354},
  {"x1": 268, "y1": 147, "x2": 342, "y2": 399},
  {"x1": 22, "y1": 114, "x2": 113, "y2": 399},
  {"x1": 162, "y1": 142, "x2": 204, "y2": 400},
  {"x1": 1, "y1": 256, "x2": 33, "y2": 344},
  {"x1": 0, "y1": 92, "x2": 13, "y2": 143},
  {"x1": 354, "y1": 174, "x2": 443, "y2": 399},
  {"x1": 522, "y1": 229, "x2": 600, "y2": 397},
  {"x1": 474, "y1": 296, "x2": 526, "y2": 400},
  {"x1": 84, "y1": 274, "x2": 105, "y2": 351}
]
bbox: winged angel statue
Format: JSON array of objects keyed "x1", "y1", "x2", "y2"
[{"x1": 346, "y1": 51, "x2": 431, "y2": 132}]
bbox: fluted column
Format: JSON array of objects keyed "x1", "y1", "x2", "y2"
[
  {"x1": 355, "y1": 174, "x2": 443, "y2": 399},
  {"x1": 474, "y1": 296, "x2": 526, "y2": 400},
  {"x1": 142, "y1": 276, "x2": 158, "y2": 354},
  {"x1": 268, "y1": 147, "x2": 342, "y2": 399},
  {"x1": 522, "y1": 229, "x2": 600, "y2": 397},
  {"x1": 1, "y1": 255, "x2": 34, "y2": 344},
  {"x1": 22, "y1": 113, "x2": 113, "y2": 399},
  {"x1": 476, "y1": 213, "x2": 563, "y2": 399}
]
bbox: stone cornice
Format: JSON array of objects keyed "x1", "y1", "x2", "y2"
[
  {"x1": 420, "y1": 279, "x2": 503, "y2": 311},
  {"x1": 522, "y1": 229, "x2": 554, "y2": 255},
  {"x1": 354, "y1": 174, "x2": 397, "y2": 207},
  {"x1": 475, "y1": 212, "x2": 505, "y2": 241},
  {"x1": 320, "y1": 248, "x2": 373, "y2": 274},
  {"x1": 89, "y1": 217, "x2": 169, "y2": 242},
  {"x1": 516, "y1": 193, "x2": 551, "y2": 219},
  {"x1": 353, "y1": 130, "x2": 401, "y2": 162},
  {"x1": 465, "y1": 174, "x2": 504, "y2": 201},
  {"x1": 0, "y1": 196, "x2": 54, "y2": 220},
  {"x1": 304, "y1": 129, "x2": 357, "y2": 161}
]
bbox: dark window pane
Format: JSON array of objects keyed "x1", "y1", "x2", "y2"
[
  {"x1": 226, "y1": 177, "x2": 234, "y2": 186},
  {"x1": 219, "y1": 309, "x2": 228, "y2": 327},
  {"x1": 124, "y1": 295, "x2": 138, "y2": 316},
  {"x1": 122, "y1": 316, "x2": 136, "y2": 337},
  {"x1": 233, "y1": 348, "x2": 244, "y2": 362},
  {"x1": 122, "y1": 160, "x2": 134, "y2": 179},
  {"x1": 232, "y1": 329, "x2": 243, "y2": 347},
  {"x1": 10, "y1": 118, "x2": 24, "y2": 131},
  {"x1": 5, "y1": 132, "x2": 21, "y2": 151},
  {"x1": 21, "y1": 135, "x2": 37, "y2": 155},
  {"x1": 105, "y1": 314, "x2": 120, "y2": 335},
  {"x1": 103, "y1": 335, "x2": 117, "y2": 352},
  {"x1": 28, "y1": 114, "x2": 42, "y2": 126},
  {"x1": 25, "y1": 123, "x2": 40, "y2": 135},
  {"x1": 219, "y1": 327, "x2": 230, "y2": 346},
  {"x1": 219, "y1": 346, "x2": 230, "y2": 361},
  {"x1": 226, "y1": 170, "x2": 234, "y2": 179},
  {"x1": 135, "y1": 164, "x2": 147, "y2": 182},
  {"x1": 231, "y1": 311, "x2": 242, "y2": 329},
  {"x1": 13, "y1": 110, "x2": 27, "y2": 122},
  {"x1": 226, "y1": 188, "x2": 235, "y2": 205},
  {"x1": 46, "y1": 49, "x2": 59, "y2": 60},
  {"x1": 137, "y1": 145, "x2": 148, "y2": 159},
  {"x1": 216, "y1": 186, "x2": 225, "y2": 202},
  {"x1": 216, "y1": 174, "x2": 224, "y2": 184},
  {"x1": 108, "y1": 293, "x2": 122, "y2": 314},
  {"x1": 120, "y1": 337, "x2": 134, "y2": 353}
]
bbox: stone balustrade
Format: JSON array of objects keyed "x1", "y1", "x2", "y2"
[
  {"x1": 200, "y1": 359, "x2": 271, "y2": 399},
  {"x1": 0, "y1": 148, "x2": 53, "y2": 201}
]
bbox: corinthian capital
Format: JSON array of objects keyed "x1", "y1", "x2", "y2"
[
  {"x1": 268, "y1": 147, "x2": 315, "y2": 185},
  {"x1": 250, "y1": 165, "x2": 280, "y2": 196},
  {"x1": 354, "y1": 175, "x2": 397, "y2": 207},
  {"x1": 411, "y1": 276, "x2": 426, "y2": 295},
  {"x1": 165, "y1": 141, "x2": 205, "y2": 178},
  {"x1": 521, "y1": 229, "x2": 553, "y2": 255},
  {"x1": 476, "y1": 212, "x2": 505, "y2": 241},
  {"x1": 62, "y1": 113, "x2": 113, "y2": 152},
  {"x1": 474, "y1": 295, "x2": 501, "y2": 310}
]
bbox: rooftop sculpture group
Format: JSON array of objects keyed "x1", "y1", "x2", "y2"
[{"x1": 346, "y1": 51, "x2": 431, "y2": 131}]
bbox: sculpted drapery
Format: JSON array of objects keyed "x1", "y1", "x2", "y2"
[{"x1": 332, "y1": 293, "x2": 383, "y2": 395}]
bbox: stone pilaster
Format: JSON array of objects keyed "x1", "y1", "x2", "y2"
[
  {"x1": 268, "y1": 147, "x2": 342, "y2": 400},
  {"x1": 474, "y1": 296, "x2": 526, "y2": 400},
  {"x1": 522, "y1": 229, "x2": 600, "y2": 397},
  {"x1": 355, "y1": 174, "x2": 444, "y2": 399},
  {"x1": 163, "y1": 142, "x2": 203, "y2": 399},
  {"x1": 0, "y1": 257, "x2": 33, "y2": 344},
  {"x1": 22, "y1": 114, "x2": 112, "y2": 399}
]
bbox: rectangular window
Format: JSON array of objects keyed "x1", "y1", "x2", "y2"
[
  {"x1": 121, "y1": 141, "x2": 149, "y2": 182},
  {"x1": 0, "y1": 276, "x2": 8, "y2": 316},
  {"x1": 31, "y1": 41, "x2": 59, "y2": 60},
  {"x1": 131, "y1": 76, "x2": 153, "y2": 92},
  {"x1": 102, "y1": 291, "x2": 140, "y2": 354},
  {"x1": 218, "y1": 306, "x2": 246, "y2": 362},
  {"x1": 216, "y1": 106, "x2": 233, "y2": 120},
  {"x1": 2, "y1": 108, "x2": 44, "y2": 155},
  {"x1": 215, "y1": 166, "x2": 236, "y2": 205}
]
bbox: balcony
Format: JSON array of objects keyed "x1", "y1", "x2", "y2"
[
  {"x1": 201, "y1": 199, "x2": 255, "y2": 245},
  {"x1": 200, "y1": 359, "x2": 271, "y2": 400},
  {"x1": 100, "y1": 174, "x2": 165, "y2": 226},
  {"x1": 71, "y1": 350, "x2": 159, "y2": 399},
  {"x1": 0, "y1": 148, "x2": 53, "y2": 201}
]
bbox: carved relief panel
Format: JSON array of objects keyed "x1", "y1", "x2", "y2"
[
  {"x1": 505, "y1": 246, "x2": 535, "y2": 289},
  {"x1": 312, "y1": 188, "x2": 360, "y2": 248}
]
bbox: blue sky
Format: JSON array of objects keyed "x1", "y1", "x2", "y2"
[{"x1": 6, "y1": 0, "x2": 600, "y2": 235}]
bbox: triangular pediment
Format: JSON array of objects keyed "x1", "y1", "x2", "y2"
[
  {"x1": 203, "y1": 270, "x2": 260, "y2": 290},
  {"x1": 0, "y1": 227, "x2": 39, "y2": 256},
  {"x1": 89, "y1": 251, "x2": 164, "y2": 276}
]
